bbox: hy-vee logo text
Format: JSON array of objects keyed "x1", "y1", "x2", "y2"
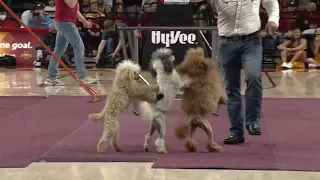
[{"x1": 151, "y1": 31, "x2": 196, "y2": 47}]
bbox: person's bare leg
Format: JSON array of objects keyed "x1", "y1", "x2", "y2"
[
  {"x1": 307, "y1": 58, "x2": 319, "y2": 65},
  {"x1": 281, "y1": 50, "x2": 288, "y2": 63},
  {"x1": 290, "y1": 51, "x2": 303, "y2": 63}
]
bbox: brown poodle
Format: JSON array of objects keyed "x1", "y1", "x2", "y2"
[
  {"x1": 88, "y1": 60, "x2": 164, "y2": 153},
  {"x1": 175, "y1": 47, "x2": 227, "y2": 153}
]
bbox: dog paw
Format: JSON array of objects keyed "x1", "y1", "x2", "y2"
[
  {"x1": 133, "y1": 110, "x2": 139, "y2": 116},
  {"x1": 144, "y1": 143, "x2": 149, "y2": 152},
  {"x1": 207, "y1": 142, "x2": 223, "y2": 152},
  {"x1": 97, "y1": 144, "x2": 105, "y2": 153},
  {"x1": 185, "y1": 138, "x2": 197, "y2": 152},
  {"x1": 115, "y1": 148, "x2": 122, "y2": 152},
  {"x1": 156, "y1": 93, "x2": 164, "y2": 101},
  {"x1": 157, "y1": 149, "x2": 169, "y2": 154}
]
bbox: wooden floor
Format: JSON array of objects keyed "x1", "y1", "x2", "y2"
[{"x1": 0, "y1": 68, "x2": 319, "y2": 180}]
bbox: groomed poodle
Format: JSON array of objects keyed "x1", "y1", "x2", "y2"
[
  {"x1": 139, "y1": 48, "x2": 190, "y2": 154},
  {"x1": 88, "y1": 60, "x2": 164, "y2": 153},
  {"x1": 175, "y1": 47, "x2": 227, "y2": 153}
]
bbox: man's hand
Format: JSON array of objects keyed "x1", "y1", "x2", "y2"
[
  {"x1": 95, "y1": 55, "x2": 100, "y2": 63},
  {"x1": 265, "y1": 21, "x2": 278, "y2": 35},
  {"x1": 110, "y1": 52, "x2": 117, "y2": 59}
]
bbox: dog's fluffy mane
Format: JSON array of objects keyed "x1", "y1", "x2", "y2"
[
  {"x1": 114, "y1": 60, "x2": 141, "y2": 86},
  {"x1": 176, "y1": 47, "x2": 226, "y2": 115},
  {"x1": 176, "y1": 47, "x2": 216, "y2": 78},
  {"x1": 149, "y1": 48, "x2": 175, "y2": 78}
]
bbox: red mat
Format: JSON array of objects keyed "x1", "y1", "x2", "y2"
[
  {"x1": 0, "y1": 96, "x2": 319, "y2": 171},
  {"x1": 0, "y1": 96, "x2": 104, "y2": 168},
  {"x1": 0, "y1": 96, "x2": 44, "y2": 119}
]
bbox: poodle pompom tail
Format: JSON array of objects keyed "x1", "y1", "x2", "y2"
[
  {"x1": 139, "y1": 101, "x2": 153, "y2": 121},
  {"x1": 175, "y1": 123, "x2": 191, "y2": 140}
]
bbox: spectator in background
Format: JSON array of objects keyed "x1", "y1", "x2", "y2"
[
  {"x1": 149, "y1": 2, "x2": 157, "y2": 12},
  {"x1": 42, "y1": 24, "x2": 57, "y2": 54},
  {"x1": 140, "y1": 3, "x2": 152, "y2": 26},
  {"x1": 105, "y1": 4, "x2": 112, "y2": 15},
  {"x1": 101, "y1": 5, "x2": 112, "y2": 21},
  {"x1": 114, "y1": 3, "x2": 128, "y2": 24},
  {"x1": 45, "y1": 0, "x2": 56, "y2": 11},
  {"x1": 142, "y1": 3, "x2": 150, "y2": 13},
  {"x1": 98, "y1": 0, "x2": 105, "y2": 7},
  {"x1": 122, "y1": 0, "x2": 140, "y2": 18},
  {"x1": 27, "y1": 3, "x2": 52, "y2": 28},
  {"x1": 44, "y1": 0, "x2": 56, "y2": 18},
  {"x1": 307, "y1": 27, "x2": 320, "y2": 67},
  {"x1": 85, "y1": 18, "x2": 102, "y2": 53},
  {"x1": 0, "y1": 9, "x2": 16, "y2": 28},
  {"x1": 278, "y1": 28, "x2": 319, "y2": 68},
  {"x1": 96, "y1": 20, "x2": 128, "y2": 62}
]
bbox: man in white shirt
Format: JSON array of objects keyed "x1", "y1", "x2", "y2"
[{"x1": 214, "y1": 0, "x2": 279, "y2": 145}]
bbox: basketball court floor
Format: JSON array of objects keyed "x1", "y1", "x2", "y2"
[{"x1": 0, "y1": 68, "x2": 319, "y2": 179}]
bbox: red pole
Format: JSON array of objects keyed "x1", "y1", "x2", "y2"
[{"x1": 0, "y1": 0, "x2": 100, "y2": 102}]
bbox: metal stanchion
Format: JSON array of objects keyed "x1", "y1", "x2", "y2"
[{"x1": 119, "y1": 29, "x2": 128, "y2": 59}]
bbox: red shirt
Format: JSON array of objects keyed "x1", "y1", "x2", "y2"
[
  {"x1": 54, "y1": 0, "x2": 79, "y2": 24},
  {"x1": 0, "y1": 19, "x2": 16, "y2": 28}
]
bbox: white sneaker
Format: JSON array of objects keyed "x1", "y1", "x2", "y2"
[
  {"x1": 44, "y1": 78, "x2": 64, "y2": 86},
  {"x1": 309, "y1": 64, "x2": 317, "y2": 68},
  {"x1": 281, "y1": 62, "x2": 292, "y2": 69},
  {"x1": 81, "y1": 76, "x2": 97, "y2": 85},
  {"x1": 281, "y1": 62, "x2": 289, "y2": 68}
]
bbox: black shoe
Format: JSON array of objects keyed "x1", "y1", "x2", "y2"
[
  {"x1": 246, "y1": 124, "x2": 261, "y2": 135},
  {"x1": 223, "y1": 135, "x2": 245, "y2": 145}
]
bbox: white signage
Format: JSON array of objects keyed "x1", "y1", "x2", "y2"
[{"x1": 151, "y1": 31, "x2": 196, "y2": 47}]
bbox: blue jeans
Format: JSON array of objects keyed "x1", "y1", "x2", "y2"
[
  {"x1": 219, "y1": 33, "x2": 263, "y2": 137},
  {"x1": 47, "y1": 22, "x2": 88, "y2": 80},
  {"x1": 104, "y1": 38, "x2": 115, "y2": 55}
]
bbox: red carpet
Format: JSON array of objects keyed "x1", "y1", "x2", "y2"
[{"x1": 0, "y1": 96, "x2": 319, "y2": 171}]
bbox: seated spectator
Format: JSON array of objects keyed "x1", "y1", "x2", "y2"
[
  {"x1": 21, "y1": 9, "x2": 31, "y2": 28},
  {"x1": 278, "y1": 28, "x2": 319, "y2": 68},
  {"x1": 0, "y1": 9, "x2": 16, "y2": 28},
  {"x1": 27, "y1": 3, "x2": 52, "y2": 28},
  {"x1": 142, "y1": 3, "x2": 150, "y2": 13},
  {"x1": 307, "y1": 28, "x2": 320, "y2": 67},
  {"x1": 44, "y1": 0, "x2": 55, "y2": 18},
  {"x1": 114, "y1": 3, "x2": 128, "y2": 24},
  {"x1": 97, "y1": 0, "x2": 106, "y2": 13},
  {"x1": 150, "y1": 2, "x2": 157, "y2": 12},
  {"x1": 100, "y1": 5, "x2": 113, "y2": 22},
  {"x1": 302, "y1": 2, "x2": 319, "y2": 30},
  {"x1": 96, "y1": 20, "x2": 128, "y2": 62},
  {"x1": 84, "y1": 19, "x2": 102, "y2": 53},
  {"x1": 140, "y1": 3, "x2": 153, "y2": 26},
  {"x1": 42, "y1": 24, "x2": 57, "y2": 55}
]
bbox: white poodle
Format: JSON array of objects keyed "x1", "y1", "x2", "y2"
[{"x1": 139, "y1": 48, "x2": 190, "y2": 153}]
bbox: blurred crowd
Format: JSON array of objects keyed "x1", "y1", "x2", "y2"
[{"x1": 1, "y1": 0, "x2": 320, "y2": 68}]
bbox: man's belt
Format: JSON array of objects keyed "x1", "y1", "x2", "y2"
[{"x1": 220, "y1": 31, "x2": 259, "y2": 41}]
